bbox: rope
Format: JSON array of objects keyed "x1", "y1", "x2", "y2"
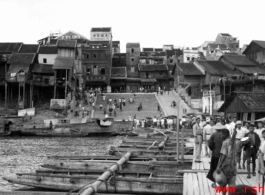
[{"x1": 147, "y1": 141, "x2": 157, "y2": 150}]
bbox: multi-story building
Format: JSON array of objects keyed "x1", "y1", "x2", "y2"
[
  {"x1": 183, "y1": 48, "x2": 200, "y2": 62},
  {"x1": 126, "y1": 43, "x2": 141, "y2": 92},
  {"x1": 215, "y1": 33, "x2": 239, "y2": 52},
  {"x1": 112, "y1": 41, "x2": 120, "y2": 54},
  {"x1": 82, "y1": 41, "x2": 112, "y2": 91},
  {"x1": 112, "y1": 53, "x2": 126, "y2": 67}
]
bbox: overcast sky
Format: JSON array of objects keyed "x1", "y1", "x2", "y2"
[{"x1": 1, "y1": 0, "x2": 264, "y2": 52}]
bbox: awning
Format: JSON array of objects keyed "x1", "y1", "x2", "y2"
[
  {"x1": 8, "y1": 64, "x2": 29, "y2": 73},
  {"x1": 32, "y1": 64, "x2": 54, "y2": 73},
  {"x1": 53, "y1": 58, "x2": 74, "y2": 69},
  {"x1": 141, "y1": 78, "x2": 157, "y2": 83}
]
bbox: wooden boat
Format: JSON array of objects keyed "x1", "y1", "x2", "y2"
[
  {"x1": 0, "y1": 191, "x2": 135, "y2": 195},
  {"x1": 109, "y1": 146, "x2": 193, "y2": 156},
  {"x1": 41, "y1": 159, "x2": 192, "y2": 177},
  {"x1": 11, "y1": 118, "x2": 134, "y2": 137},
  {"x1": 122, "y1": 136, "x2": 193, "y2": 142},
  {"x1": 36, "y1": 168, "x2": 183, "y2": 178},
  {"x1": 3, "y1": 173, "x2": 183, "y2": 194},
  {"x1": 117, "y1": 144, "x2": 192, "y2": 150},
  {"x1": 48, "y1": 155, "x2": 185, "y2": 161}
]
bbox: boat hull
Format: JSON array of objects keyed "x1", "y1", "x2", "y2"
[
  {"x1": 13, "y1": 121, "x2": 133, "y2": 137},
  {"x1": 3, "y1": 174, "x2": 183, "y2": 194}
]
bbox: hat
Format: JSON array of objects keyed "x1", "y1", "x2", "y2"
[
  {"x1": 196, "y1": 116, "x2": 200, "y2": 120},
  {"x1": 212, "y1": 122, "x2": 226, "y2": 130},
  {"x1": 236, "y1": 121, "x2": 242, "y2": 125},
  {"x1": 206, "y1": 117, "x2": 211, "y2": 122}
]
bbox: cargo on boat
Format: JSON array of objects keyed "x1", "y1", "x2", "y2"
[{"x1": 3, "y1": 173, "x2": 183, "y2": 194}]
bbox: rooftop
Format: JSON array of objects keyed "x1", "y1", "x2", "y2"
[
  {"x1": 8, "y1": 53, "x2": 36, "y2": 65},
  {"x1": 0, "y1": 43, "x2": 23, "y2": 53},
  {"x1": 57, "y1": 40, "x2": 77, "y2": 48},
  {"x1": 126, "y1": 43, "x2": 140, "y2": 47},
  {"x1": 196, "y1": 60, "x2": 238, "y2": 76},
  {"x1": 221, "y1": 54, "x2": 257, "y2": 66},
  {"x1": 208, "y1": 44, "x2": 228, "y2": 50},
  {"x1": 38, "y1": 46, "x2": 58, "y2": 54},
  {"x1": 177, "y1": 63, "x2": 204, "y2": 76},
  {"x1": 91, "y1": 27, "x2": 111, "y2": 32},
  {"x1": 142, "y1": 48, "x2": 154, "y2": 52},
  {"x1": 19, "y1": 44, "x2": 39, "y2": 53},
  {"x1": 220, "y1": 33, "x2": 231, "y2": 37}
]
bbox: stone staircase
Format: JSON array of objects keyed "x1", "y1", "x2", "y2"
[{"x1": 93, "y1": 93, "x2": 164, "y2": 120}]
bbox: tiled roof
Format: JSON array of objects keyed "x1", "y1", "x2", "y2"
[
  {"x1": 196, "y1": 60, "x2": 238, "y2": 76},
  {"x1": 177, "y1": 63, "x2": 204, "y2": 75},
  {"x1": 143, "y1": 48, "x2": 154, "y2": 52},
  {"x1": 208, "y1": 44, "x2": 228, "y2": 50},
  {"x1": 219, "y1": 92, "x2": 265, "y2": 113},
  {"x1": 151, "y1": 52, "x2": 166, "y2": 56},
  {"x1": 19, "y1": 44, "x2": 39, "y2": 53},
  {"x1": 91, "y1": 27, "x2": 111, "y2": 32},
  {"x1": 8, "y1": 53, "x2": 36, "y2": 65},
  {"x1": 252, "y1": 40, "x2": 265, "y2": 49},
  {"x1": 57, "y1": 40, "x2": 77, "y2": 48},
  {"x1": 50, "y1": 39, "x2": 57, "y2": 45},
  {"x1": 0, "y1": 43, "x2": 23, "y2": 53},
  {"x1": 221, "y1": 55, "x2": 257, "y2": 66},
  {"x1": 126, "y1": 43, "x2": 140, "y2": 47},
  {"x1": 166, "y1": 49, "x2": 183, "y2": 56},
  {"x1": 38, "y1": 46, "x2": 58, "y2": 54},
  {"x1": 235, "y1": 66, "x2": 265, "y2": 75},
  {"x1": 32, "y1": 64, "x2": 54, "y2": 73},
  {"x1": 138, "y1": 64, "x2": 168, "y2": 72},
  {"x1": 111, "y1": 67, "x2": 127, "y2": 77}
]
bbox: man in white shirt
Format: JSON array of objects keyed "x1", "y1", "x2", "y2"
[
  {"x1": 225, "y1": 121, "x2": 233, "y2": 136},
  {"x1": 234, "y1": 120, "x2": 248, "y2": 169},
  {"x1": 255, "y1": 122, "x2": 265, "y2": 142},
  {"x1": 203, "y1": 117, "x2": 212, "y2": 157},
  {"x1": 230, "y1": 117, "x2": 237, "y2": 130},
  {"x1": 259, "y1": 130, "x2": 265, "y2": 174}
]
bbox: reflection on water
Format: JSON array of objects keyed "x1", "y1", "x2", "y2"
[{"x1": 0, "y1": 136, "x2": 119, "y2": 191}]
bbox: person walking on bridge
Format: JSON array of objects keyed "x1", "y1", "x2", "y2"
[{"x1": 193, "y1": 117, "x2": 203, "y2": 163}]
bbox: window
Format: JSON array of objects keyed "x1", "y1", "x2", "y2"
[
  {"x1": 187, "y1": 56, "x2": 190, "y2": 61},
  {"x1": 170, "y1": 59, "x2": 173, "y2": 63},
  {"x1": 131, "y1": 48, "x2": 134, "y2": 53},
  {"x1": 100, "y1": 68, "x2": 105, "y2": 75},
  {"x1": 93, "y1": 65, "x2": 98, "y2": 75},
  {"x1": 43, "y1": 58, "x2": 47, "y2": 63},
  {"x1": 131, "y1": 67, "x2": 135, "y2": 72},
  {"x1": 131, "y1": 57, "x2": 134, "y2": 62},
  {"x1": 86, "y1": 54, "x2": 90, "y2": 59},
  {"x1": 93, "y1": 54, "x2": 97, "y2": 59},
  {"x1": 86, "y1": 67, "x2": 91, "y2": 75},
  {"x1": 114, "y1": 48, "x2": 117, "y2": 53},
  {"x1": 146, "y1": 72, "x2": 149, "y2": 78}
]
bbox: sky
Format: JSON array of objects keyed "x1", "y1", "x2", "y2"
[{"x1": 1, "y1": 0, "x2": 265, "y2": 52}]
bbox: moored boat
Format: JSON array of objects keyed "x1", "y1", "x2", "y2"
[
  {"x1": 3, "y1": 173, "x2": 183, "y2": 194},
  {"x1": 41, "y1": 159, "x2": 192, "y2": 177}
]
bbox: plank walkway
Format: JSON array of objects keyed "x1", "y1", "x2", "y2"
[{"x1": 184, "y1": 143, "x2": 265, "y2": 195}]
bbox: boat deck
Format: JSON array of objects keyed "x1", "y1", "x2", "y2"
[{"x1": 183, "y1": 144, "x2": 265, "y2": 195}]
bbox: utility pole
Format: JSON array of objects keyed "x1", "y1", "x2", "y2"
[{"x1": 176, "y1": 62, "x2": 180, "y2": 162}]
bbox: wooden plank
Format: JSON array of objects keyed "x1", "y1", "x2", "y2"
[
  {"x1": 187, "y1": 173, "x2": 194, "y2": 195},
  {"x1": 198, "y1": 172, "x2": 210, "y2": 195},
  {"x1": 183, "y1": 173, "x2": 188, "y2": 195},
  {"x1": 192, "y1": 173, "x2": 200, "y2": 195},
  {"x1": 205, "y1": 172, "x2": 217, "y2": 195}
]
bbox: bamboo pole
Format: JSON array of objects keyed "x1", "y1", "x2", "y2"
[
  {"x1": 4, "y1": 63, "x2": 7, "y2": 109},
  {"x1": 176, "y1": 63, "x2": 180, "y2": 162},
  {"x1": 78, "y1": 152, "x2": 131, "y2": 195}
]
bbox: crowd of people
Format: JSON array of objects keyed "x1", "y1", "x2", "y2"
[{"x1": 192, "y1": 115, "x2": 265, "y2": 194}]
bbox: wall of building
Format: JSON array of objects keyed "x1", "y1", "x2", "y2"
[
  {"x1": 183, "y1": 50, "x2": 200, "y2": 63},
  {"x1": 38, "y1": 54, "x2": 57, "y2": 64},
  {"x1": 126, "y1": 45, "x2": 140, "y2": 78}
]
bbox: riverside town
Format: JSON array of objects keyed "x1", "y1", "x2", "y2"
[{"x1": 1, "y1": 1, "x2": 265, "y2": 194}]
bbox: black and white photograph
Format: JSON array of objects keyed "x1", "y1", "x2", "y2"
[{"x1": 0, "y1": 0, "x2": 265, "y2": 194}]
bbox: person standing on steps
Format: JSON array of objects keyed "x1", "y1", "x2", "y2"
[{"x1": 193, "y1": 117, "x2": 203, "y2": 163}]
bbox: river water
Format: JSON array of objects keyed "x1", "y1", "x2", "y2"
[{"x1": 0, "y1": 136, "x2": 120, "y2": 191}]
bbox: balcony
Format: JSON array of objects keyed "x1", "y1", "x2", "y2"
[{"x1": 86, "y1": 75, "x2": 107, "y2": 82}]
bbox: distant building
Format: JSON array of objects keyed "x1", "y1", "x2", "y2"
[
  {"x1": 243, "y1": 40, "x2": 265, "y2": 65},
  {"x1": 126, "y1": 43, "x2": 141, "y2": 92},
  {"x1": 90, "y1": 27, "x2": 112, "y2": 42},
  {"x1": 163, "y1": 45, "x2": 174, "y2": 51},
  {"x1": 183, "y1": 48, "x2": 200, "y2": 63},
  {"x1": 112, "y1": 41, "x2": 120, "y2": 54},
  {"x1": 205, "y1": 43, "x2": 230, "y2": 60},
  {"x1": 215, "y1": 33, "x2": 239, "y2": 52}
]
